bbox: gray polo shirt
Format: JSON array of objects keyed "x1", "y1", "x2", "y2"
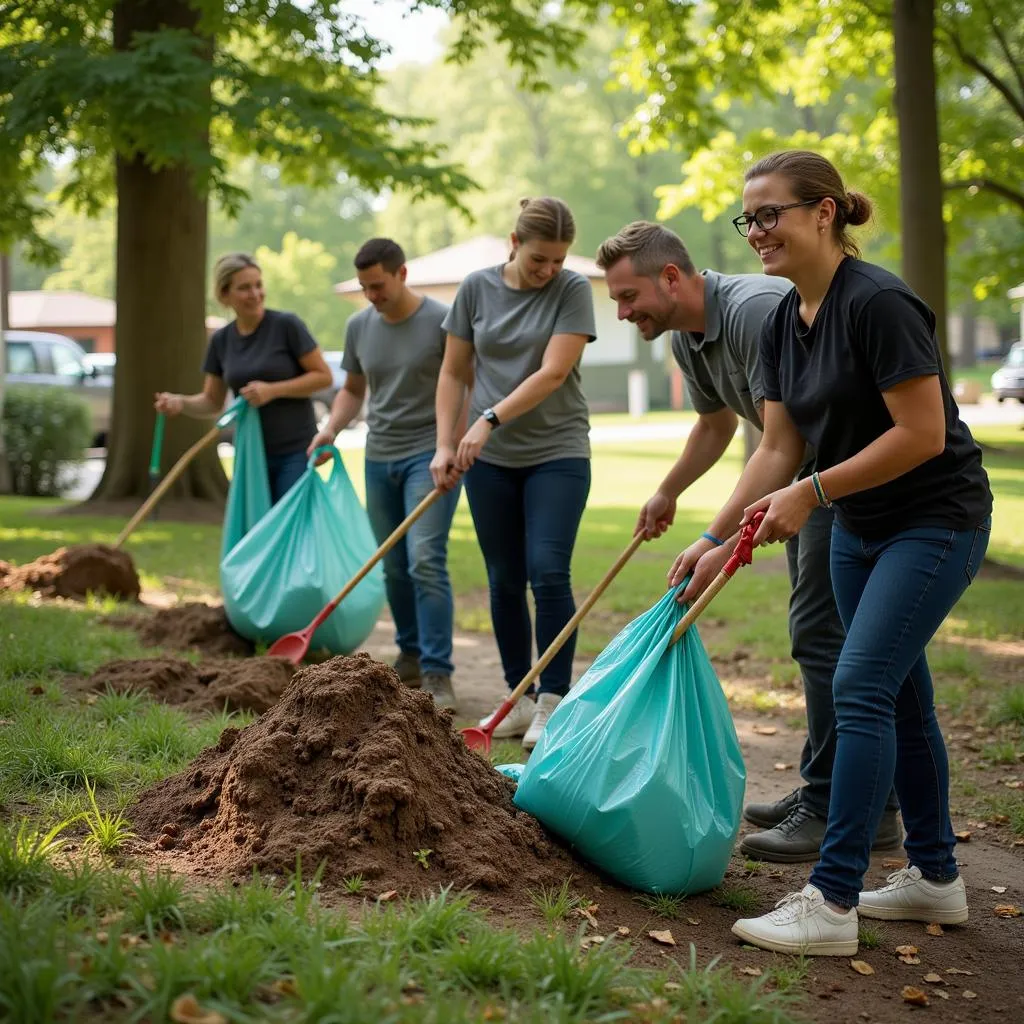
[
  {"x1": 671, "y1": 270, "x2": 792, "y2": 429},
  {"x1": 342, "y1": 296, "x2": 448, "y2": 462},
  {"x1": 443, "y1": 265, "x2": 597, "y2": 468}
]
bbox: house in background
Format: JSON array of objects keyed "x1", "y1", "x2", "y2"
[
  {"x1": 9, "y1": 290, "x2": 225, "y2": 353},
  {"x1": 334, "y1": 236, "x2": 671, "y2": 412}
]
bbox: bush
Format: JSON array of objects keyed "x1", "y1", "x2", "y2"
[{"x1": 2, "y1": 386, "x2": 92, "y2": 496}]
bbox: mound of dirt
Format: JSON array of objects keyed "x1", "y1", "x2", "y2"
[
  {"x1": 0, "y1": 544, "x2": 140, "y2": 601},
  {"x1": 130, "y1": 603, "x2": 254, "y2": 657},
  {"x1": 84, "y1": 656, "x2": 295, "y2": 714},
  {"x1": 130, "y1": 654, "x2": 575, "y2": 891}
]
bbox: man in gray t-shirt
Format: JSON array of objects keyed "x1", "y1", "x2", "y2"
[
  {"x1": 310, "y1": 238, "x2": 461, "y2": 709},
  {"x1": 596, "y1": 221, "x2": 901, "y2": 864}
]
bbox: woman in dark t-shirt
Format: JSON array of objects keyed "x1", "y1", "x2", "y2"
[
  {"x1": 670, "y1": 151, "x2": 992, "y2": 957},
  {"x1": 155, "y1": 253, "x2": 332, "y2": 503}
]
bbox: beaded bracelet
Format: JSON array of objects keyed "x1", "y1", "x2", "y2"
[
  {"x1": 701, "y1": 531, "x2": 725, "y2": 546},
  {"x1": 811, "y1": 472, "x2": 833, "y2": 509}
]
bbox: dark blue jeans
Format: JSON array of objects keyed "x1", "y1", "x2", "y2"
[
  {"x1": 464, "y1": 457, "x2": 591, "y2": 698},
  {"x1": 810, "y1": 517, "x2": 991, "y2": 908},
  {"x1": 265, "y1": 449, "x2": 308, "y2": 505},
  {"x1": 364, "y1": 452, "x2": 460, "y2": 676}
]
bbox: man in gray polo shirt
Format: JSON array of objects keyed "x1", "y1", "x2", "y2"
[
  {"x1": 596, "y1": 222, "x2": 900, "y2": 862},
  {"x1": 309, "y1": 238, "x2": 461, "y2": 709}
]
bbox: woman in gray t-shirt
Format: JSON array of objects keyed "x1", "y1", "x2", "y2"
[
  {"x1": 155, "y1": 253, "x2": 332, "y2": 503},
  {"x1": 431, "y1": 197, "x2": 597, "y2": 751}
]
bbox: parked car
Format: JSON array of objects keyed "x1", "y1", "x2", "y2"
[
  {"x1": 84, "y1": 351, "x2": 117, "y2": 382},
  {"x1": 991, "y1": 341, "x2": 1024, "y2": 403},
  {"x1": 4, "y1": 330, "x2": 112, "y2": 447}
]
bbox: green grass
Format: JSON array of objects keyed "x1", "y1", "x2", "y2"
[
  {"x1": 857, "y1": 923, "x2": 885, "y2": 950},
  {"x1": 528, "y1": 877, "x2": 583, "y2": 925},
  {"x1": 990, "y1": 686, "x2": 1024, "y2": 727},
  {"x1": 634, "y1": 891, "x2": 687, "y2": 919},
  {"x1": 711, "y1": 884, "x2": 760, "y2": 915}
]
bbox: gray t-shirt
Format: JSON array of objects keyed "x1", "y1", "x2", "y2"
[
  {"x1": 342, "y1": 296, "x2": 448, "y2": 462},
  {"x1": 443, "y1": 265, "x2": 597, "y2": 468},
  {"x1": 203, "y1": 308, "x2": 317, "y2": 455},
  {"x1": 671, "y1": 270, "x2": 792, "y2": 428}
]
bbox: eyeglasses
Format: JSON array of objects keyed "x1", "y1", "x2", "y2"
[{"x1": 731, "y1": 199, "x2": 822, "y2": 237}]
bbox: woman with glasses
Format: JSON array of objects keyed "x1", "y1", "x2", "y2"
[{"x1": 672, "y1": 150, "x2": 992, "y2": 955}]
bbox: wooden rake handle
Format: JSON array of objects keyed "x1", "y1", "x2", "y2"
[{"x1": 504, "y1": 533, "x2": 646, "y2": 706}]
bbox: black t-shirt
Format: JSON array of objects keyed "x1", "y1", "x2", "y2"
[
  {"x1": 760, "y1": 258, "x2": 991, "y2": 539},
  {"x1": 203, "y1": 309, "x2": 318, "y2": 456}
]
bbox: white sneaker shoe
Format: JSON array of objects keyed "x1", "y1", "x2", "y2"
[
  {"x1": 858, "y1": 865, "x2": 968, "y2": 923},
  {"x1": 522, "y1": 693, "x2": 561, "y2": 751},
  {"x1": 731, "y1": 884, "x2": 859, "y2": 956},
  {"x1": 478, "y1": 695, "x2": 535, "y2": 738}
]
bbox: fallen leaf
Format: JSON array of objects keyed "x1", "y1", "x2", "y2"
[
  {"x1": 740, "y1": 966, "x2": 763, "y2": 976},
  {"x1": 994, "y1": 904, "x2": 1021, "y2": 918},
  {"x1": 773, "y1": 762, "x2": 792, "y2": 771},
  {"x1": 933, "y1": 989, "x2": 950, "y2": 999},
  {"x1": 271, "y1": 978, "x2": 298, "y2": 997},
  {"x1": 1006, "y1": 780, "x2": 1023, "y2": 789},
  {"x1": 95, "y1": 931, "x2": 109, "y2": 945},
  {"x1": 580, "y1": 935, "x2": 606, "y2": 950},
  {"x1": 686, "y1": 917, "x2": 701, "y2": 926},
  {"x1": 925, "y1": 922, "x2": 944, "y2": 936},
  {"x1": 881, "y1": 858, "x2": 905, "y2": 869},
  {"x1": 615, "y1": 926, "x2": 631, "y2": 937},
  {"x1": 901, "y1": 986, "x2": 929, "y2": 1006},
  {"x1": 850, "y1": 960, "x2": 875, "y2": 976},
  {"x1": 963, "y1": 990, "x2": 978, "y2": 999},
  {"x1": 895, "y1": 945, "x2": 919, "y2": 956},
  {"x1": 991, "y1": 815, "x2": 1011, "y2": 824},
  {"x1": 752, "y1": 725, "x2": 778, "y2": 736},
  {"x1": 575, "y1": 906, "x2": 599, "y2": 928},
  {"x1": 648, "y1": 929, "x2": 676, "y2": 946},
  {"x1": 663, "y1": 981, "x2": 681, "y2": 992},
  {"x1": 899, "y1": 955, "x2": 922, "y2": 965},
  {"x1": 170, "y1": 994, "x2": 228, "y2": 1024},
  {"x1": 944, "y1": 967, "x2": 974, "y2": 975},
  {"x1": 481, "y1": 1006, "x2": 507, "y2": 1021},
  {"x1": 585, "y1": 902, "x2": 599, "y2": 915},
  {"x1": 923, "y1": 973, "x2": 944, "y2": 984},
  {"x1": 376, "y1": 890, "x2": 398, "y2": 902},
  {"x1": 991, "y1": 886, "x2": 1008, "y2": 894},
  {"x1": 954, "y1": 830, "x2": 971, "y2": 842}
]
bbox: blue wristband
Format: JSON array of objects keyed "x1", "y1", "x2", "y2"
[{"x1": 701, "y1": 531, "x2": 725, "y2": 547}]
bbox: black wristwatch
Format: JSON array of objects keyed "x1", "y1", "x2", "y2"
[{"x1": 482, "y1": 407, "x2": 501, "y2": 428}]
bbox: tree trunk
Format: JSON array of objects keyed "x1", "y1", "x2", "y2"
[
  {"x1": 91, "y1": 0, "x2": 227, "y2": 505},
  {"x1": 0, "y1": 251, "x2": 11, "y2": 494},
  {"x1": 893, "y1": 0, "x2": 949, "y2": 371}
]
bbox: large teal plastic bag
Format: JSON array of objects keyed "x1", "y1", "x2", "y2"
[
  {"x1": 513, "y1": 588, "x2": 745, "y2": 895},
  {"x1": 219, "y1": 403, "x2": 385, "y2": 653}
]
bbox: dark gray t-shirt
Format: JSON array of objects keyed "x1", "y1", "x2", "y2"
[
  {"x1": 443, "y1": 265, "x2": 597, "y2": 468},
  {"x1": 203, "y1": 309, "x2": 318, "y2": 455},
  {"x1": 670, "y1": 270, "x2": 792, "y2": 429},
  {"x1": 342, "y1": 296, "x2": 448, "y2": 462}
]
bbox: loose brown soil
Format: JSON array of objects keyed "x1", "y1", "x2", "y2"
[
  {"x1": 0, "y1": 544, "x2": 140, "y2": 601},
  {"x1": 130, "y1": 654, "x2": 577, "y2": 892},
  {"x1": 110, "y1": 602, "x2": 254, "y2": 657},
  {"x1": 80, "y1": 656, "x2": 295, "y2": 714}
]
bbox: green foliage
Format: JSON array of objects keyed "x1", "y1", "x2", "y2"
[
  {"x1": 528, "y1": 876, "x2": 583, "y2": 924},
  {"x1": 634, "y1": 891, "x2": 686, "y2": 919},
  {"x1": 0, "y1": 818, "x2": 76, "y2": 892},
  {"x1": 1, "y1": 386, "x2": 92, "y2": 497},
  {"x1": 710, "y1": 883, "x2": 760, "y2": 914},
  {"x1": 80, "y1": 779, "x2": 136, "y2": 855}
]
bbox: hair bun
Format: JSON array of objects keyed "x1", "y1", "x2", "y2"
[
  {"x1": 518, "y1": 197, "x2": 533, "y2": 211},
  {"x1": 845, "y1": 191, "x2": 873, "y2": 227}
]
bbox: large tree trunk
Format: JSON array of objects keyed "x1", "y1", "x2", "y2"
[
  {"x1": 893, "y1": 0, "x2": 949, "y2": 371},
  {"x1": 0, "y1": 251, "x2": 11, "y2": 494},
  {"x1": 91, "y1": 0, "x2": 227, "y2": 505}
]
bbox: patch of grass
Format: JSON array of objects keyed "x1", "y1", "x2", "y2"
[
  {"x1": 0, "y1": 817, "x2": 76, "y2": 892},
  {"x1": 634, "y1": 891, "x2": 686, "y2": 919},
  {"x1": 711, "y1": 883, "x2": 761, "y2": 915},
  {"x1": 126, "y1": 869, "x2": 191, "y2": 932},
  {"x1": 983, "y1": 795, "x2": 1024, "y2": 836},
  {"x1": 80, "y1": 779, "x2": 136, "y2": 855},
  {"x1": 528, "y1": 876, "x2": 583, "y2": 925},
  {"x1": 983, "y1": 739, "x2": 1021, "y2": 765},
  {"x1": 342, "y1": 874, "x2": 365, "y2": 895},
  {"x1": 1, "y1": 714, "x2": 123, "y2": 790},
  {"x1": 858, "y1": 922, "x2": 885, "y2": 950},
  {"x1": 763, "y1": 954, "x2": 811, "y2": 992},
  {"x1": 90, "y1": 685, "x2": 149, "y2": 724},
  {"x1": 990, "y1": 686, "x2": 1024, "y2": 727},
  {"x1": 743, "y1": 860, "x2": 764, "y2": 875}
]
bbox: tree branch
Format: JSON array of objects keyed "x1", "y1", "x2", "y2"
[
  {"x1": 981, "y1": 0, "x2": 1024, "y2": 106},
  {"x1": 941, "y1": 22, "x2": 1024, "y2": 124},
  {"x1": 944, "y1": 176, "x2": 1024, "y2": 213}
]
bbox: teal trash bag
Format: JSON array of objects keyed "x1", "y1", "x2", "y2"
[
  {"x1": 513, "y1": 587, "x2": 745, "y2": 895},
  {"x1": 219, "y1": 407, "x2": 385, "y2": 654},
  {"x1": 494, "y1": 763, "x2": 527, "y2": 783}
]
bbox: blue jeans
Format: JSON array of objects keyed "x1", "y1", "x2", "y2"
[
  {"x1": 810, "y1": 517, "x2": 991, "y2": 908},
  {"x1": 364, "y1": 452, "x2": 460, "y2": 676},
  {"x1": 464, "y1": 457, "x2": 591, "y2": 698},
  {"x1": 265, "y1": 449, "x2": 308, "y2": 505}
]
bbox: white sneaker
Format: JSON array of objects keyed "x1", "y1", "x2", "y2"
[
  {"x1": 731, "y1": 884, "x2": 859, "y2": 956},
  {"x1": 522, "y1": 693, "x2": 561, "y2": 751},
  {"x1": 858, "y1": 865, "x2": 968, "y2": 923},
  {"x1": 478, "y1": 695, "x2": 535, "y2": 738}
]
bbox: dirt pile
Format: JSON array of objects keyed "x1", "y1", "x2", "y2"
[
  {"x1": 122, "y1": 603, "x2": 254, "y2": 657},
  {"x1": 0, "y1": 544, "x2": 140, "y2": 601},
  {"x1": 83, "y1": 656, "x2": 295, "y2": 714},
  {"x1": 131, "y1": 654, "x2": 575, "y2": 891}
]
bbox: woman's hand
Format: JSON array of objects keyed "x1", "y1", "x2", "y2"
[
  {"x1": 636, "y1": 491, "x2": 677, "y2": 539},
  {"x1": 306, "y1": 428, "x2": 336, "y2": 466},
  {"x1": 744, "y1": 479, "x2": 817, "y2": 547},
  {"x1": 154, "y1": 392, "x2": 184, "y2": 416},
  {"x1": 669, "y1": 538, "x2": 731, "y2": 603},
  {"x1": 455, "y1": 417, "x2": 492, "y2": 472},
  {"x1": 240, "y1": 380, "x2": 277, "y2": 407},
  {"x1": 430, "y1": 444, "x2": 461, "y2": 491}
]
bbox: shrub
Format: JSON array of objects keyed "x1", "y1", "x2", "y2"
[{"x1": 2, "y1": 386, "x2": 91, "y2": 496}]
